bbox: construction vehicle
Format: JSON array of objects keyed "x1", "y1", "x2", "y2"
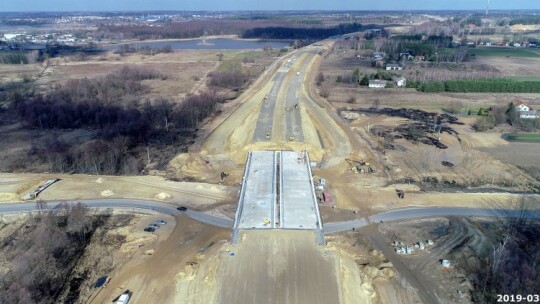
[
  {"x1": 346, "y1": 156, "x2": 375, "y2": 174},
  {"x1": 263, "y1": 219, "x2": 271, "y2": 225}
]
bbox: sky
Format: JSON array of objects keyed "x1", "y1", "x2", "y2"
[{"x1": 1, "y1": 0, "x2": 539, "y2": 12}]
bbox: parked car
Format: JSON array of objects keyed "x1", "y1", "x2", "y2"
[
  {"x1": 149, "y1": 223, "x2": 160, "y2": 229},
  {"x1": 144, "y1": 227, "x2": 155, "y2": 232},
  {"x1": 177, "y1": 206, "x2": 187, "y2": 211},
  {"x1": 116, "y1": 290, "x2": 130, "y2": 304},
  {"x1": 156, "y1": 220, "x2": 167, "y2": 225}
]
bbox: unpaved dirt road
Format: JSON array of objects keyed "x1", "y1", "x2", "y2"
[{"x1": 217, "y1": 230, "x2": 344, "y2": 304}]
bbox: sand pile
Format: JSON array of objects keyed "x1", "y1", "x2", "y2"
[
  {"x1": 100, "y1": 190, "x2": 114, "y2": 197},
  {"x1": 155, "y1": 192, "x2": 172, "y2": 200}
]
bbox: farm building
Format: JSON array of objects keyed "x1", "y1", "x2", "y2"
[
  {"x1": 386, "y1": 63, "x2": 403, "y2": 71},
  {"x1": 369, "y1": 80, "x2": 387, "y2": 88}
]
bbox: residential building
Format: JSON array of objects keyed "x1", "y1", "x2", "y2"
[
  {"x1": 514, "y1": 101, "x2": 530, "y2": 112},
  {"x1": 514, "y1": 101, "x2": 539, "y2": 119}
]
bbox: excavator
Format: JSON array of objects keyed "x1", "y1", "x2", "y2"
[{"x1": 345, "y1": 155, "x2": 375, "y2": 174}]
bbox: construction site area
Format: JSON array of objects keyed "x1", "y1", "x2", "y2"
[{"x1": 1, "y1": 29, "x2": 540, "y2": 304}]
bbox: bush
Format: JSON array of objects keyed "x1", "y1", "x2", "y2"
[
  {"x1": 208, "y1": 71, "x2": 249, "y2": 89},
  {"x1": 443, "y1": 101, "x2": 463, "y2": 114},
  {"x1": 316, "y1": 72, "x2": 325, "y2": 86},
  {"x1": 346, "y1": 96, "x2": 356, "y2": 104},
  {"x1": 0, "y1": 52, "x2": 29, "y2": 64},
  {"x1": 474, "y1": 113, "x2": 496, "y2": 131},
  {"x1": 319, "y1": 86, "x2": 330, "y2": 98}
]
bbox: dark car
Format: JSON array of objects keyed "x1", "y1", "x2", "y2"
[
  {"x1": 177, "y1": 206, "x2": 187, "y2": 211},
  {"x1": 144, "y1": 227, "x2": 155, "y2": 232}
]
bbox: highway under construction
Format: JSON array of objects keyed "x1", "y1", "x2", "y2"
[{"x1": 232, "y1": 150, "x2": 323, "y2": 243}]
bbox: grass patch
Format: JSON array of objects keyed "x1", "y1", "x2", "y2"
[
  {"x1": 503, "y1": 133, "x2": 540, "y2": 143},
  {"x1": 364, "y1": 40, "x2": 374, "y2": 50},
  {"x1": 217, "y1": 50, "x2": 275, "y2": 72},
  {"x1": 469, "y1": 47, "x2": 540, "y2": 58}
]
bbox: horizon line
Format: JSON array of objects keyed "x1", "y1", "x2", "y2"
[{"x1": 1, "y1": 9, "x2": 540, "y2": 13}]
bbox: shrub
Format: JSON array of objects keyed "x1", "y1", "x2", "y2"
[{"x1": 473, "y1": 113, "x2": 496, "y2": 131}]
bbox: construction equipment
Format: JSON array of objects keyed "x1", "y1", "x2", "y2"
[
  {"x1": 263, "y1": 219, "x2": 271, "y2": 225},
  {"x1": 345, "y1": 158, "x2": 374, "y2": 174}
]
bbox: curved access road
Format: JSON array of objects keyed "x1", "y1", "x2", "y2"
[
  {"x1": 323, "y1": 207, "x2": 540, "y2": 234},
  {"x1": 3, "y1": 200, "x2": 540, "y2": 233},
  {"x1": 0, "y1": 199, "x2": 234, "y2": 229}
]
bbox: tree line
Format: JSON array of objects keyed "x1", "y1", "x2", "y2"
[
  {"x1": 97, "y1": 19, "x2": 299, "y2": 41},
  {"x1": 416, "y1": 78, "x2": 540, "y2": 93},
  {"x1": 242, "y1": 23, "x2": 365, "y2": 40},
  {"x1": 0, "y1": 203, "x2": 100, "y2": 303},
  {"x1": 509, "y1": 15, "x2": 540, "y2": 25}
]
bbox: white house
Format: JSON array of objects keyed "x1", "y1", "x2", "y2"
[
  {"x1": 514, "y1": 102, "x2": 539, "y2": 119},
  {"x1": 396, "y1": 77, "x2": 406, "y2": 87},
  {"x1": 369, "y1": 80, "x2": 387, "y2": 88},
  {"x1": 515, "y1": 103, "x2": 530, "y2": 112},
  {"x1": 386, "y1": 63, "x2": 403, "y2": 71}
]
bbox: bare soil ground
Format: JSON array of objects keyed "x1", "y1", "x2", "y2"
[
  {"x1": 90, "y1": 215, "x2": 230, "y2": 304},
  {"x1": 370, "y1": 217, "x2": 501, "y2": 304},
  {"x1": 0, "y1": 173, "x2": 236, "y2": 207},
  {"x1": 326, "y1": 230, "x2": 422, "y2": 304},
  {"x1": 474, "y1": 56, "x2": 540, "y2": 77},
  {"x1": 218, "y1": 230, "x2": 372, "y2": 304},
  {"x1": 479, "y1": 142, "x2": 540, "y2": 180}
]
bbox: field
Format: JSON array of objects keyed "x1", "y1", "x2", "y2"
[
  {"x1": 502, "y1": 133, "x2": 540, "y2": 143},
  {"x1": 469, "y1": 47, "x2": 540, "y2": 58}
]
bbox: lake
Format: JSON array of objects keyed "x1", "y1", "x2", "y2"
[{"x1": 105, "y1": 38, "x2": 292, "y2": 51}]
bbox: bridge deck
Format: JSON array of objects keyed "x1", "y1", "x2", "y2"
[{"x1": 235, "y1": 151, "x2": 277, "y2": 229}]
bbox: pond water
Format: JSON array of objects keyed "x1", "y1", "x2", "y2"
[{"x1": 105, "y1": 38, "x2": 291, "y2": 51}]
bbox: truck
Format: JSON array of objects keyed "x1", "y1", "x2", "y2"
[{"x1": 322, "y1": 192, "x2": 332, "y2": 204}]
